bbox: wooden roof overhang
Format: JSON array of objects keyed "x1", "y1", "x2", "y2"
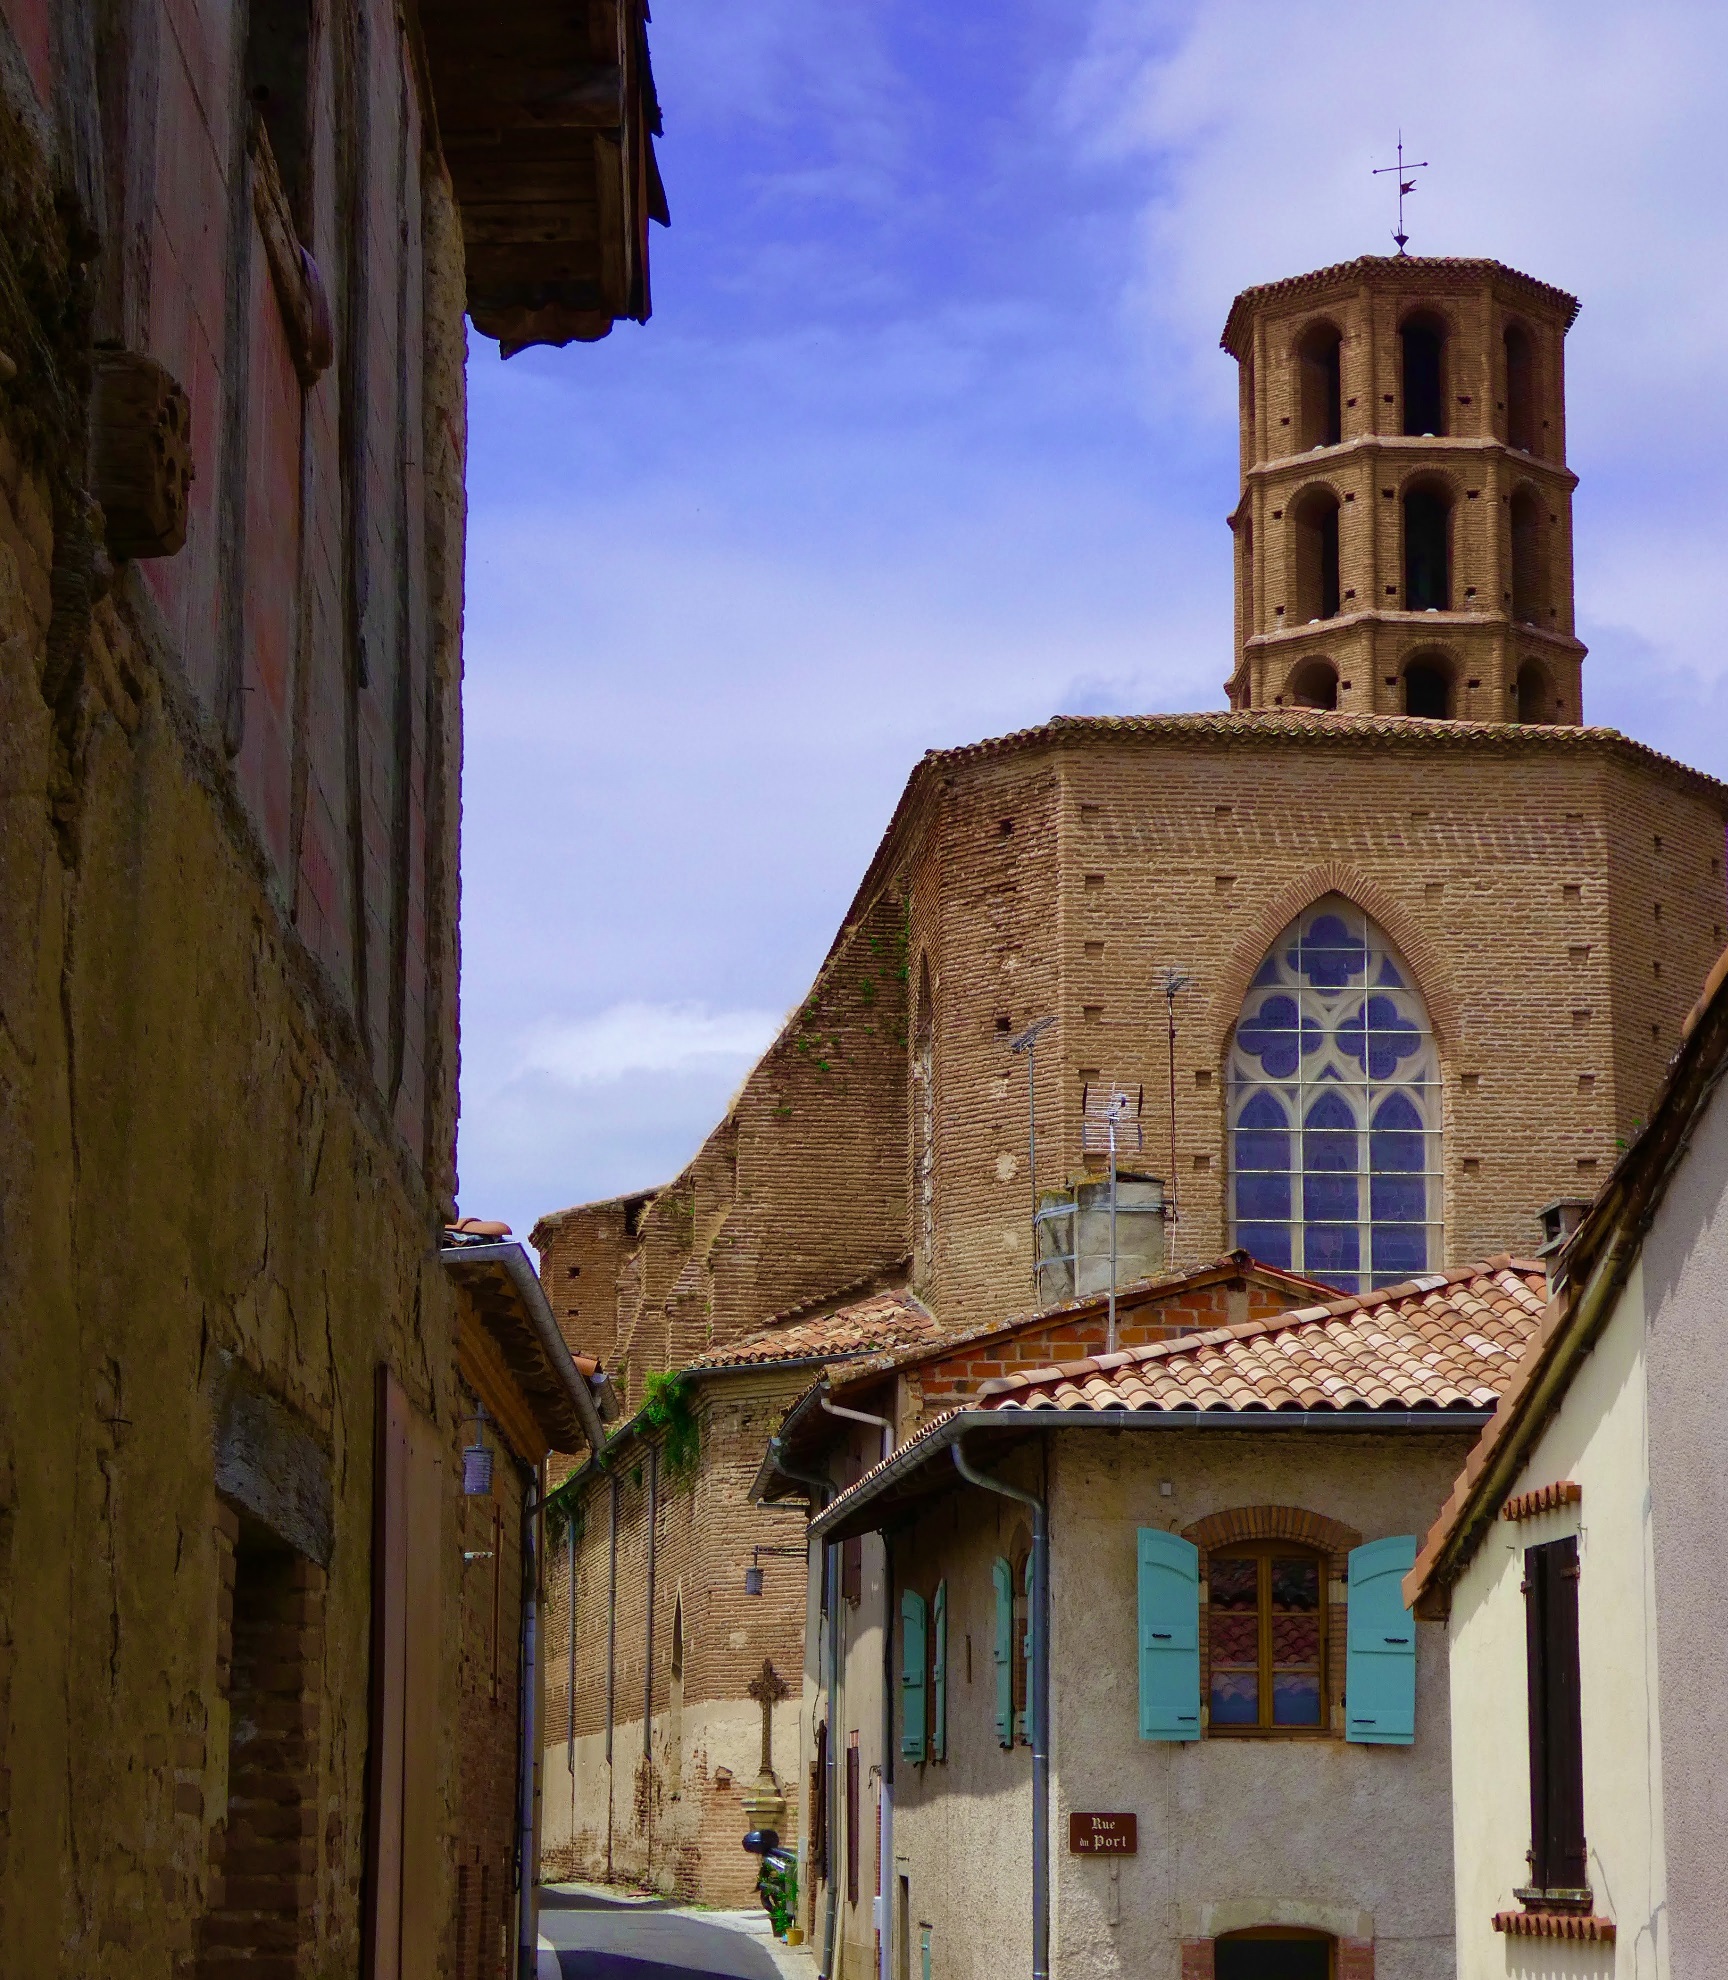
[
  {"x1": 418, "y1": 0, "x2": 668, "y2": 353},
  {"x1": 441, "y1": 1241, "x2": 605, "y2": 1458}
]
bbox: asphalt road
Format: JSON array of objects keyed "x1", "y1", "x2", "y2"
[{"x1": 538, "y1": 1888, "x2": 788, "y2": 1980}]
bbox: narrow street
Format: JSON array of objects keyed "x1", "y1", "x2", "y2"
[{"x1": 538, "y1": 1884, "x2": 812, "y2": 1980}]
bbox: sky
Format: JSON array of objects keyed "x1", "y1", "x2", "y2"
[{"x1": 455, "y1": 0, "x2": 1728, "y2": 1248}]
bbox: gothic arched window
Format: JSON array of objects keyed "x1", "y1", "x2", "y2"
[{"x1": 1228, "y1": 896, "x2": 1440, "y2": 1293}]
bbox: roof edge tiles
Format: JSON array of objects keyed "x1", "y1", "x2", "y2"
[
  {"x1": 1219, "y1": 254, "x2": 1582, "y2": 357},
  {"x1": 977, "y1": 1257, "x2": 1546, "y2": 1413}
]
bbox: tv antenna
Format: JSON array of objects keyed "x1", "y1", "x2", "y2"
[
  {"x1": 1373, "y1": 134, "x2": 1428, "y2": 255},
  {"x1": 1008, "y1": 1015, "x2": 1056, "y2": 1303},
  {"x1": 1081, "y1": 1083, "x2": 1144, "y2": 1353}
]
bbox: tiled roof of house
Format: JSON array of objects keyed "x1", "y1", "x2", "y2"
[
  {"x1": 688, "y1": 1289, "x2": 941, "y2": 1371},
  {"x1": 975, "y1": 1259, "x2": 1548, "y2": 1415},
  {"x1": 822, "y1": 1251, "x2": 1330, "y2": 1391}
]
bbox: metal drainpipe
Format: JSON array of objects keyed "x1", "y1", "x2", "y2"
[
  {"x1": 952, "y1": 1439, "x2": 1048, "y2": 1980},
  {"x1": 516, "y1": 1459, "x2": 543, "y2": 1980},
  {"x1": 765, "y1": 1440, "x2": 841, "y2": 1980},
  {"x1": 878, "y1": 1530, "x2": 894, "y2": 1980},
  {"x1": 820, "y1": 1394, "x2": 895, "y2": 1455},
  {"x1": 818, "y1": 1398, "x2": 895, "y2": 1980}
]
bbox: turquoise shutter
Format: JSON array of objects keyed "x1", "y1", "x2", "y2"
[
  {"x1": 932, "y1": 1580, "x2": 948, "y2": 1761},
  {"x1": 1018, "y1": 1550, "x2": 1036, "y2": 1746},
  {"x1": 901, "y1": 1589, "x2": 927, "y2": 1762},
  {"x1": 992, "y1": 1557, "x2": 1013, "y2": 1747},
  {"x1": 1137, "y1": 1529, "x2": 1201, "y2": 1740},
  {"x1": 1346, "y1": 1535, "x2": 1418, "y2": 1744}
]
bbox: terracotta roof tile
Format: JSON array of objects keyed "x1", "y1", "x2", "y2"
[
  {"x1": 977, "y1": 1259, "x2": 1547, "y2": 1416},
  {"x1": 689, "y1": 1290, "x2": 941, "y2": 1371}
]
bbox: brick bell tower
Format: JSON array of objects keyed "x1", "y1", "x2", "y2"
[{"x1": 1221, "y1": 256, "x2": 1583, "y2": 725}]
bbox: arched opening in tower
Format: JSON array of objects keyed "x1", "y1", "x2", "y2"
[
  {"x1": 1291, "y1": 487, "x2": 1341, "y2": 622},
  {"x1": 1400, "y1": 313, "x2": 1447, "y2": 436},
  {"x1": 1402, "y1": 656, "x2": 1452, "y2": 720},
  {"x1": 1296, "y1": 321, "x2": 1342, "y2": 449},
  {"x1": 1515, "y1": 660, "x2": 1552, "y2": 724},
  {"x1": 1510, "y1": 486, "x2": 1544, "y2": 625},
  {"x1": 1402, "y1": 484, "x2": 1451, "y2": 611},
  {"x1": 1504, "y1": 322, "x2": 1537, "y2": 453},
  {"x1": 1287, "y1": 658, "x2": 1338, "y2": 711}
]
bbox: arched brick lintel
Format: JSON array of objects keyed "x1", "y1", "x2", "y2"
[
  {"x1": 1182, "y1": 1503, "x2": 1364, "y2": 1579},
  {"x1": 1205, "y1": 862, "x2": 1463, "y2": 1061}
]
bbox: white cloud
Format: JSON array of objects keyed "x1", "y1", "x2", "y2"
[{"x1": 515, "y1": 1002, "x2": 785, "y2": 1089}]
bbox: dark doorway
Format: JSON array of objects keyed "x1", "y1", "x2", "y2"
[
  {"x1": 1403, "y1": 660, "x2": 1451, "y2": 720},
  {"x1": 1288, "y1": 659, "x2": 1338, "y2": 711},
  {"x1": 1401, "y1": 315, "x2": 1446, "y2": 436},
  {"x1": 1505, "y1": 323, "x2": 1536, "y2": 452},
  {"x1": 1403, "y1": 487, "x2": 1450, "y2": 610},
  {"x1": 1215, "y1": 1931, "x2": 1333, "y2": 1980},
  {"x1": 1297, "y1": 322, "x2": 1342, "y2": 449},
  {"x1": 1292, "y1": 489, "x2": 1340, "y2": 622},
  {"x1": 1516, "y1": 661, "x2": 1551, "y2": 724},
  {"x1": 1510, "y1": 487, "x2": 1542, "y2": 624}
]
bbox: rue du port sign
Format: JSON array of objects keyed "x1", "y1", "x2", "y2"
[{"x1": 1068, "y1": 1812, "x2": 1137, "y2": 1855}]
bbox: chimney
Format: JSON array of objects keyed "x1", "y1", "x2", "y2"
[{"x1": 1536, "y1": 1197, "x2": 1591, "y2": 1290}]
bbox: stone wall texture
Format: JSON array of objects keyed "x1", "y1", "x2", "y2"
[{"x1": 0, "y1": 2, "x2": 475, "y2": 1972}]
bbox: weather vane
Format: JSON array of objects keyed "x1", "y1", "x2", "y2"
[{"x1": 1373, "y1": 133, "x2": 1428, "y2": 256}]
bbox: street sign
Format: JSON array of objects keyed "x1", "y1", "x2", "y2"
[{"x1": 1068, "y1": 1812, "x2": 1137, "y2": 1854}]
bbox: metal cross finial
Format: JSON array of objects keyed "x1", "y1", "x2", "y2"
[{"x1": 1373, "y1": 133, "x2": 1429, "y2": 256}]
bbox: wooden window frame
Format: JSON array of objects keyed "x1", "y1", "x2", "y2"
[{"x1": 1206, "y1": 1540, "x2": 1329, "y2": 1738}]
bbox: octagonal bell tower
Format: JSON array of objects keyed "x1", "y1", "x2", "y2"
[{"x1": 1221, "y1": 256, "x2": 1583, "y2": 725}]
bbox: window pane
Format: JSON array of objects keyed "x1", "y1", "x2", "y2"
[
  {"x1": 1269, "y1": 1558, "x2": 1319, "y2": 1611},
  {"x1": 1210, "y1": 1557, "x2": 1259, "y2": 1608},
  {"x1": 1210, "y1": 1611, "x2": 1258, "y2": 1663},
  {"x1": 1272, "y1": 1671, "x2": 1323, "y2": 1726},
  {"x1": 1211, "y1": 1667, "x2": 1260, "y2": 1725}
]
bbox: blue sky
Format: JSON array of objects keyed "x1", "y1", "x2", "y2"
[{"x1": 456, "y1": 0, "x2": 1728, "y2": 1246}]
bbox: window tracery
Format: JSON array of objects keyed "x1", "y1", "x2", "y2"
[{"x1": 1228, "y1": 896, "x2": 1440, "y2": 1292}]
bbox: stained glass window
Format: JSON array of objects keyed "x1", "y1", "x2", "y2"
[
  {"x1": 1207, "y1": 1545, "x2": 1325, "y2": 1733},
  {"x1": 1229, "y1": 896, "x2": 1440, "y2": 1292}
]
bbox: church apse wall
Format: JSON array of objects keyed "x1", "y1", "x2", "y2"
[{"x1": 889, "y1": 716, "x2": 1724, "y2": 1325}]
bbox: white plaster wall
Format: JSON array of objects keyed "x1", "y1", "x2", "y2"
[
  {"x1": 1641, "y1": 1074, "x2": 1728, "y2": 1977},
  {"x1": 1048, "y1": 1432, "x2": 1471, "y2": 1980},
  {"x1": 882, "y1": 1456, "x2": 1040, "y2": 1980},
  {"x1": 1445, "y1": 1260, "x2": 1664, "y2": 1979},
  {"x1": 829, "y1": 1529, "x2": 895, "y2": 1980}
]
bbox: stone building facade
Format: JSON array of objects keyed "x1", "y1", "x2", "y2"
[
  {"x1": 535, "y1": 253, "x2": 1726, "y2": 1919},
  {"x1": 0, "y1": 0, "x2": 657, "y2": 1973}
]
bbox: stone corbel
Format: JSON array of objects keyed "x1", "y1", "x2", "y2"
[
  {"x1": 91, "y1": 349, "x2": 193, "y2": 559},
  {"x1": 250, "y1": 117, "x2": 334, "y2": 388}
]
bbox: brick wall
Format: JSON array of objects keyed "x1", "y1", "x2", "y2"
[
  {"x1": 542, "y1": 1370, "x2": 813, "y2": 1905},
  {"x1": 536, "y1": 893, "x2": 912, "y2": 1402},
  {"x1": 1225, "y1": 258, "x2": 1580, "y2": 724}
]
